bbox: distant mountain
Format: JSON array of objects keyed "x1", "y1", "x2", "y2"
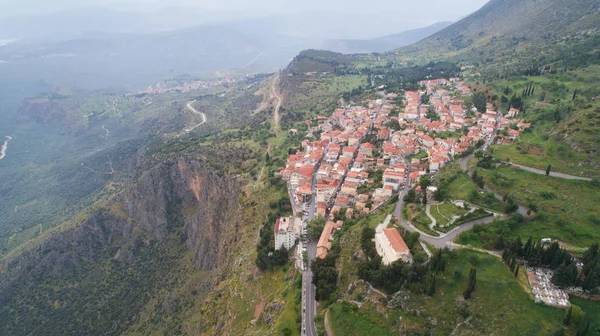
[
  {"x1": 0, "y1": 7, "x2": 247, "y2": 40},
  {"x1": 323, "y1": 22, "x2": 453, "y2": 54},
  {"x1": 394, "y1": 0, "x2": 600, "y2": 73},
  {"x1": 0, "y1": 24, "x2": 300, "y2": 90}
]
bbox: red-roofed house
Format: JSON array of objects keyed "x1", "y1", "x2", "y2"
[{"x1": 375, "y1": 227, "x2": 412, "y2": 264}]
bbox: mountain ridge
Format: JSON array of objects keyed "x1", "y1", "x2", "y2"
[{"x1": 323, "y1": 21, "x2": 453, "y2": 54}]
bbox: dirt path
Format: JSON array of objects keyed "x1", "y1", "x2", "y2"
[
  {"x1": 253, "y1": 298, "x2": 266, "y2": 321},
  {"x1": 101, "y1": 125, "x2": 109, "y2": 139},
  {"x1": 324, "y1": 309, "x2": 335, "y2": 336},
  {"x1": 0, "y1": 135, "x2": 12, "y2": 160},
  {"x1": 243, "y1": 52, "x2": 264, "y2": 68},
  {"x1": 502, "y1": 162, "x2": 592, "y2": 181},
  {"x1": 81, "y1": 155, "x2": 116, "y2": 175},
  {"x1": 271, "y1": 73, "x2": 282, "y2": 133},
  {"x1": 183, "y1": 100, "x2": 207, "y2": 133}
]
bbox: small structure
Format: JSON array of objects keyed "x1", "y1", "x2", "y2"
[
  {"x1": 375, "y1": 227, "x2": 412, "y2": 265},
  {"x1": 274, "y1": 217, "x2": 301, "y2": 251}
]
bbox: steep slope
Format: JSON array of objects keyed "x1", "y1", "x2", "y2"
[
  {"x1": 323, "y1": 22, "x2": 453, "y2": 54},
  {"x1": 0, "y1": 157, "x2": 242, "y2": 335},
  {"x1": 395, "y1": 0, "x2": 600, "y2": 73}
]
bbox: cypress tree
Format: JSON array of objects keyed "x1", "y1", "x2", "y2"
[
  {"x1": 564, "y1": 306, "x2": 572, "y2": 325},
  {"x1": 511, "y1": 237, "x2": 523, "y2": 256},
  {"x1": 523, "y1": 236, "x2": 533, "y2": 258},
  {"x1": 514, "y1": 265, "x2": 520, "y2": 278},
  {"x1": 265, "y1": 152, "x2": 270, "y2": 162},
  {"x1": 572, "y1": 89, "x2": 578, "y2": 101},
  {"x1": 546, "y1": 165, "x2": 551, "y2": 176},
  {"x1": 464, "y1": 268, "x2": 477, "y2": 300},
  {"x1": 428, "y1": 274, "x2": 436, "y2": 296},
  {"x1": 531, "y1": 86, "x2": 535, "y2": 96},
  {"x1": 583, "y1": 243, "x2": 599, "y2": 266}
]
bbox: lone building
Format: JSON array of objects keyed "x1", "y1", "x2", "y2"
[
  {"x1": 375, "y1": 227, "x2": 412, "y2": 265},
  {"x1": 274, "y1": 217, "x2": 301, "y2": 250}
]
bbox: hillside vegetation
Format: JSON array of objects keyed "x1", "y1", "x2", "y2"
[{"x1": 394, "y1": 0, "x2": 600, "y2": 75}]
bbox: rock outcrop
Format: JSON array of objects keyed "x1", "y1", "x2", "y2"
[{"x1": 0, "y1": 156, "x2": 242, "y2": 335}]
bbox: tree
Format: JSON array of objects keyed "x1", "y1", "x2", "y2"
[
  {"x1": 427, "y1": 274, "x2": 436, "y2": 296},
  {"x1": 404, "y1": 189, "x2": 417, "y2": 203},
  {"x1": 552, "y1": 260, "x2": 578, "y2": 287},
  {"x1": 265, "y1": 152, "x2": 270, "y2": 162},
  {"x1": 546, "y1": 165, "x2": 551, "y2": 176},
  {"x1": 564, "y1": 306, "x2": 573, "y2": 326},
  {"x1": 307, "y1": 215, "x2": 326, "y2": 238},
  {"x1": 582, "y1": 243, "x2": 599, "y2": 266},
  {"x1": 514, "y1": 265, "x2": 519, "y2": 278},
  {"x1": 472, "y1": 92, "x2": 487, "y2": 113},
  {"x1": 312, "y1": 255, "x2": 338, "y2": 301},
  {"x1": 464, "y1": 268, "x2": 477, "y2": 300}
]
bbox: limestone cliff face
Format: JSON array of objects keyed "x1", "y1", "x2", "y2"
[
  {"x1": 0, "y1": 157, "x2": 242, "y2": 335},
  {"x1": 118, "y1": 157, "x2": 241, "y2": 270}
]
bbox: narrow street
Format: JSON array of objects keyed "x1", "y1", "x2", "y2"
[
  {"x1": 302, "y1": 94, "x2": 385, "y2": 336},
  {"x1": 393, "y1": 114, "x2": 527, "y2": 248}
]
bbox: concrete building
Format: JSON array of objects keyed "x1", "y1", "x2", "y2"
[
  {"x1": 274, "y1": 216, "x2": 301, "y2": 251},
  {"x1": 375, "y1": 227, "x2": 412, "y2": 265}
]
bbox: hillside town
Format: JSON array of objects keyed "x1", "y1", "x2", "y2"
[{"x1": 275, "y1": 77, "x2": 531, "y2": 262}]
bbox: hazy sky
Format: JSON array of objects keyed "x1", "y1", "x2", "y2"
[{"x1": 0, "y1": 0, "x2": 490, "y2": 23}]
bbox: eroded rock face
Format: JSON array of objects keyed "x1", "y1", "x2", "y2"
[
  {"x1": 115, "y1": 157, "x2": 241, "y2": 270},
  {"x1": 0, "y1": 157, "x2": 242, "y2": 334}
]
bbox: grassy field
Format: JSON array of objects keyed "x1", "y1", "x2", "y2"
[
  {"x1": 485, "y1": 65, "x2": 600, "y2": 178},
  {"x1": 403, "y1": 249, "x2": 563, "y2": 335},
  {"x1": 282, "y1": 74, "x2": 368, "y2": 120},
  {"x1": 328, "y1": 302, "x2": 397, "y2": 336},
  {"x1": 411, "y1": 210, "x2": 439, "y2": 236},
  {"x1": 430, "y1": 201, "x2": 468, "y2": 227},
  {"x1": 447, "y1": 173, "x2": 507, "y2": 213},
  {"x1": 475, "y1": 163, "x2": 600, "y2": 247},
  {"x1": 333, "y1": 249, "x2": 564, "y2": 335},
  {"x1": 570, "y1": 297, "x2": 600, "y2": 335},
  {"x1": 490, "y1": 124, "x2": 599, "y2": 178}
]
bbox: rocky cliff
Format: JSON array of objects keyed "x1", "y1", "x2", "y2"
[{"x1": 0, "y1": 156, "x2": 242, "y2": 335}]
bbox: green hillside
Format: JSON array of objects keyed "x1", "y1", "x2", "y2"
[{"x1": 394, "y1": 0, "x2": 600, "y2": 74}]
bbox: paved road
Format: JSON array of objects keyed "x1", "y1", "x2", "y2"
[
  {"x1": 502, "y1": 162, "x2": 592, "y2": 181},
  {"x1": 302, "y1": 95, "x2": 385, "y2": 336},
  {"x1": 303, "y1": 239, "x2": 318, "y2": 336},
  {"x1": 392, "y1": 115, "x2": 532, "y2": 248},
  {"x1": 183, "y1": 100, "x2": 207, "y2": 133}
]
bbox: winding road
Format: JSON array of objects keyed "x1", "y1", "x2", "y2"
[
  {"x1": 183, "y1": 100, "x2": 207, "y2": 133},
  {"x1": 501, "y1": 162, "x2": 592, "y2": 181},
  {"x1": 0, "y1": 135, "x2": 12, "y2": 160}
]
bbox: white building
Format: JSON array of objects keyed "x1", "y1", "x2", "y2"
[
  {"x1": 375, "y1": 227, "x2": 412, "y2": 265},
  {"x1": 274, "y1": 216, "x2": 302, "y2": 251}
]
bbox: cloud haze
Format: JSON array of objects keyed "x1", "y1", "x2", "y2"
[{"x1": 0, "y1": 0, "x2": 489, "y2": 25}]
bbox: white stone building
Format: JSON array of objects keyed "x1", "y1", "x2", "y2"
[
  {"x1": 274, "y1": 216, "x2": 301, "y2": 251},
  {"x1": 375, "y1": 227, "x2": 412, "y2": 265}
]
